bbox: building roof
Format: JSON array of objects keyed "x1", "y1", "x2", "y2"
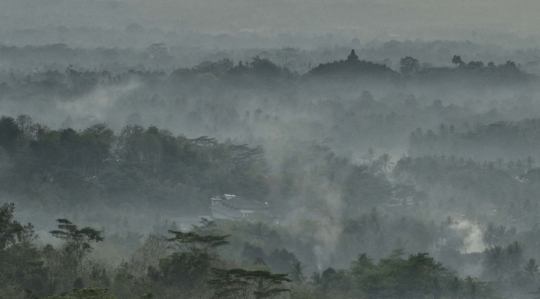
[{"x1": 218, "y1": 196, "x2": 269, "y2": 211}]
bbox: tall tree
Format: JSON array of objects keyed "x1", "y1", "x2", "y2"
[
  {"x1": 452, "y1": 55, "x2": 464, "y2": 66},
  {"x1": 50, "y1": 219, "x2": 104, "y2": 275},
  {"x1": 400, "y1": 56, "x2": 420, "y2": 75},
  {"x1": 0, "y1": 203, "x2": 36, "y2": 249},
  {"x1": 0, "y1": 116, "x2": 22, "y2": 156}
]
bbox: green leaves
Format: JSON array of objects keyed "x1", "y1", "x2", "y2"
[
  {"x1": 1, "y1": 117, "x2": 273, "y2": 214},
  {"x1": 207, "y1": 268, "x2": 290, "y2": 299},
  {"x1": 149, "y1": 251, "x2": 212, "y2": 290},
  {"x1": 351, "y1": 252, "x2": 496, "y2": 299},
  {"x1": 43, "y1": 287, "x2": 116, "y2": 299},
  {"x1": 50, "y1": 219, "x2": 104, "y2": 244},
  {"x1": 0, "y1": 116, "x2": 22, "y2": 156},
  {"x1": 0, "y1": 203, "x2": 47, "y2": 296},
  {"x1": 0, "y1": 203, "x2": 36, "y2": 250},
  {"x1": 483, "y1": 241, "x2": 526, "y2": 278},
  {"x1": 148, "y1": 231, "x2": 230, "y2": 290},
  {"x1": 167, "y1": 230, "x2": 230, "y2": 252},
  {"x1": 342, "y1": 165, "x2": 392, "y2": 213},
  {"x1": 50, "y1": 219, "x2": 103, "y2": 275}
]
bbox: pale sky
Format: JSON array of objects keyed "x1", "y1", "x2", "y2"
[{"x1": 1, "y1": 0, "x2": 538, "y2": 42}]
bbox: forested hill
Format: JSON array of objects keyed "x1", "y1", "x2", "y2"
[
  {"x1": 409, "y1": 118, "x2": 540, "y2": 161},
  {"x1": 2, "y1": 44, "x2": 540, "y2": 299},
  {"x1": 0, "y1": 115, "x2": 269, "y2": 215}
]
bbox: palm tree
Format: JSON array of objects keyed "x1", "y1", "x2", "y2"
[
  {"x1": 506, "y1": 241, "x2": 525, "y2": 271},
  {"x1": 483, "y1": 223, "x2": 496, "y2": 247},
  {"x1": 290, "y1": 261, "x2": 305, "y2": 282},
  {"x1": 524, "y1": 258, "x2": 539, "y2": 277},
  {"x1": 351, "y1": 253, "x2": 374, "y2": 276},
  {"x1": 362, "y1": 147, "x2": 375, "y2": 164},
  {"x1": 379, "y1": 153, "x2": 394, "y2": 174},
  {"x1": 483, "y1": 246, "x2": 506, "y2": 279},
  {"x1": 464, "y1": 277, "x2": 477, "y2": 299},
  {"x1": 449, "y1": 277, "x2": 461, "y2": 299},
  {"x1": 527, "y1": 156, "x2": 535, "y2": 170}
]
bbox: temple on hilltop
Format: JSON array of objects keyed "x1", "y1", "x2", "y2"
[
  {"x1": 347, "y1": 49, "x2": 359, "y2": 62},
  {"x1": 308, "y1": 49, "x2": 394, "y2": 76}
]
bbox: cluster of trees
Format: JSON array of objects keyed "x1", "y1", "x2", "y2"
[
  {"x1": 392, "y1": 152, "x2": 540, "y2": 297},
  {"x1": 0, "y1": 113, "x2": 441, "y2": 218},
  {"x1": 409, "y1": 119, "x2": 540, "y2": 162},
  {"x1": 1, "y1": 45, "x2": 537, "y2": 172},
  {"x1": 394, "y1": 155, "x2": 540, "y2": 215},
  {"x1": 0, "y1": 115, "x2": 269, "y2": 214},
  {"x1": 0, "y1": 202, "x2": 100, "y2": 297},
  {"x1": 348, "y1": 252, "x2": 495, "y2": 299},
  {"x1": 171, "y1": 56, "x2": 295, "y2": 89},
  {"x1": 3, "y1": 40, "x2": 539, "y2": 73},
  {"x1": 2, "y1": 50, "x2": 533, "y2": 160},
  {"x1": 290, "y1": 251, "x2": 498, "y2": 299},
  {"x1": 480, "y1": 240, "x2": 540, "y2": 298},
  {"x1": 1, "y1": 48, "x2": 532, "y2": 97},
  {"x1": 4, "y1": 110, "x2": 540, "y2": 297},
  {"x1": 1, "y1": 202, "x2": 505, "y2": 299},
  {"x1": 400, "y1": 55, "x2": 521, "y2": 74},
  {"x1": 3, "y1": 42, "x2": 540, "y2": 299},
  {"x1": 0, "y1": 203, "x2": 293, "y2": 299},
  {"x1": 397, "y1": 55, "x2": 532, "y2": 88}
]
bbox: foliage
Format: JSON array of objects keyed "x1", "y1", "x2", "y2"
[
  {"x1": 400, "y1": 56, "x2": 420, "y2": 75},
  {"x1": 148, "y1": 250, "x2": 212, "y2": 290},
  {"x1": 350, "y1": 252, "x2": 497, "y2": 299},
  {"x1": 0, "y1": 117, "x2": 271, "y2": 214},
  {"x1": 483, "y1": 241, "x2": 525, "y2": 279},
  {"x1": 0, "y1": 202, "x2": 36, "y2": 249},
  {"x1": 0, "y1": 203, "x2": 48, "y2": 296},
  {"x1": 207, "y1": 268, "x2": 290, "y2": 299},
  {"x1": 50, "y1": 219, "x2": 104, "y2": 275},
  {"x1": 409, "y1": 119, "x2": 540, "y2": 162},
  {"x1": 2, "y1": 43, "x2": 540, "y2": 299},
  {"x1": 43, "y1": 288, "x2": 116, "y2": 299},
  {"x1": 148, "y1": 231, "x2": 230, "y2": 291},
  {"x1": 0, "y1": 201, "x2": 508, "y2": 299},
  {"x1": 167, "y1": 230, "x2": 230, "y2": 252},
  {"x1": 342, "y1": 166, "x2": 392, "y2": 212}
]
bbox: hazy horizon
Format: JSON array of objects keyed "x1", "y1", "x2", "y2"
[
  {"x1": 1, "y1": 0, "x2": 540, "y2": 48},
  {"x1": 2, "y1": 1, "x2": 540, "y2": 299}
]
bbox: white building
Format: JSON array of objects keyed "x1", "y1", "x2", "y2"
[{"x1": 210, "y1": 194, "x2": 270, "y2": 220}]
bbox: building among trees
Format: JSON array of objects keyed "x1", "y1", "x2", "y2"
[{"x1": 210, "y1": 194, "x2": 270, "y2": 220}]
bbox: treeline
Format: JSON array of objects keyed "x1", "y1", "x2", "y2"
[
  {"x1": 6, "y1": 200, "x2": 539, "y2": 299},
  {"x1": 0, "y1": 113, "x2": 427, "y2": 217},
  {"x1": 0, "y1": 49, "x2": 533, "y2": 98},
  {"x1": 395, "y1": 155, "x2": 540, "y2": 216},
  {"x1": 399, "y1": 55, "x2": 532, "y2": 87},
  {"x1": 0, "y1": 203, "x2": 502, "y2": 299},
  {"x1": 0, "y1": 115, "x2": 268, "y2": 214},
  {"x1": 409, "y1": 119, "x2": 540, "y2": 161}
]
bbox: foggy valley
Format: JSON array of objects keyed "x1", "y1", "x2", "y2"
[{"x1": 2, "y1": 1, "x2": 540, "y2": 299}]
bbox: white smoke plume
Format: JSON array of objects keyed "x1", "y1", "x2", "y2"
[
  {"x1": 284, "y1": 179, "x2": 345, "y2": 271},
  {"x1": 451, "y1": 219, "x2": 485, "y2": 253}
]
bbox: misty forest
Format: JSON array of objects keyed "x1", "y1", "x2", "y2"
[{"x1": 3, "y1": 1, "x2": 540, "y2": 299}]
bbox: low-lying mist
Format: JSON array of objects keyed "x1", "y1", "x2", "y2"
[{"x1": 2, "y1": 37, "x2": 540, "y2": 299}]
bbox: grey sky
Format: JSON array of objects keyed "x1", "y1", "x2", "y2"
[{"x1": 1, "y1": 0, "x2": 538, "y2": 42}]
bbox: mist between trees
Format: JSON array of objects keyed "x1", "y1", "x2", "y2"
[{"x1": 2, "y1": 42, "x2": 540, "y2": 299}]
